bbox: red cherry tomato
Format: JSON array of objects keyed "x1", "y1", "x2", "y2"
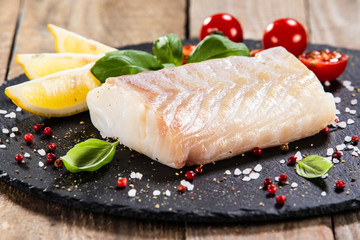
[
  {"x1": 299, "y1": 49, "x2": 348, "y2": 82},
  {"x1": 182, "y1": 45, "x2": 196, "y2": 64},
  {"x1": 199, "y1": 13, "x2": 243, "y2": 42},
  {"x1": 263, "y1": 18, "x2": 307, "y2": 56}
]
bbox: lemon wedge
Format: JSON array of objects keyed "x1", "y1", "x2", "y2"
[
  {"x1": 5, "y1": 62, "x2": 101, "y2": 117},
  {"x1": 48, "y1": 24, "x2": 117, "y2": 54},
  {"x1": 16, "y1": 53, "x2": 104, "y2": 80}
]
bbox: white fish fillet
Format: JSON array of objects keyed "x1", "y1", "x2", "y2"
[{"x1": 87, "y1": 47, "x2": 336, "y2": 169}]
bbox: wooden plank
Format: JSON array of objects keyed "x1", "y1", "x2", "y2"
[
  {"x1": 307, "y1": 0, "x2": 360, "y2": 49},
  {"x1": 333, "y1": 211, "x2": 360, "y2": 240},
  {"x1": 8, "y1": 0, "x2": 186, "y2": 79},
  {"x1": 189, "y1": 0, "x2": 307, "y2": 41},
  {"x1": 0, "y1": 0, "x2": 20, "y2": 84},
  {"x1": 186, "y1": 217, "x2": 334, "y2": 240},
  {"x1": 0, "y1": 182, "x2": 185, "y2": 239}
]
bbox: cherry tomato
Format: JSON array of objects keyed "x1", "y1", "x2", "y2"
[
  {"x1": 199, "y1": 13, "x2": 243, "y2": 42},
  {"x1": 299, "y1": 49, "x2": 348, "y2": 82},
  {"x1": 182, "y1": 45, "x2": 196, "y2": 64},
  {"x1": 263, "y1": 18, "x2": 307, "y2": 56}
]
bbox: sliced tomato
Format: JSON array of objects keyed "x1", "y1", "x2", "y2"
[
  {"x1": 182, "y1": 45, "x2": 196, "y2": 64},
  {"x1": 249, "y1": 49, "x2": 264, "y2": 57},
  {"x1": 299, "y1": 49, "x2": 348, "y2": 82}
]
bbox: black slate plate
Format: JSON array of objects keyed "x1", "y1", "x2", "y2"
[{"x1": 0, "y1": 40, "x2": 359, "y2": 223}]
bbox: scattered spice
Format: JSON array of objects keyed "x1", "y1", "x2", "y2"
[
  {"x1": 252, "y1": 147, "x2": 262, "y2": 156},
  {"x1": 117, "y1": 178, "x2": 128, "y2": 188},
  {"x1": 280, "y1": 143, "x2": 289, "y2": 151},
  {"x1": 54, "y1": 159, "x2": 63, "y2": 168},
  {"x1": 195, "y1": 166, "x2": 203, "y2": 174},
  {"x1": 335, "y1": 180, "x2": 346, "y2": 190},
  {"x1": 24, "y1": 133, "x2": 33, "y2": 143},
  {"x1": 278, "y1": 174, "x2": 287, "y2": 184},
  {"x1": 48, "y1": 143, "x2": 56, "y2": 151},
  {"x1": 185, "y1": 171, "x2": 195, "y2": 180},
  {"x1": 33, "y1": 124, "x2": 42, "y2": 132},
  {"x1": 276, "y1": 195, "x2": 286, "y2": 205},
  {"x1": 288, "y1": 156, "x2": 297, "y2": 165},
  {"x1": 263, "y1": 178, "x2": 272, "y2": 188},
  {"x1": 15, "y1": 154, "x2": 23, "y2": 162},
  {"x1": 43, "y1": 127, "x2": 53, "y2": 136},
  {"x1": 178, "y1": 184, "x2": 186, "y2": 193},
  {"x1": 267, "y1": 184, "x2": 277, "y2": 194},
  {"x1": 46, "y1": 153, "x2": 56, "y2": 163}
]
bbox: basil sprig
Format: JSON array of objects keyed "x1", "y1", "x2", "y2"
[
  {"x1": 187, "y1": 35, "x2": 249, "y2": 63},
  {"x1": 61, "y1": 139, "x2": 119, "y2": 173},
  {"x1": 152, "y1": 33, "x2": 183, "y2": 66},
  {"x1": 91, "y1": 34, "x2": 250, "y2": 82},
  {"x1": 295, "y1": 155, "x2": 333, "y2": 178},
  {"x1": 91, "y1": 50, "x2": 163, "y2": 83}
]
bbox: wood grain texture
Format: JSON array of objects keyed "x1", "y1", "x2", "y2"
[
  {"x1": 189, "y1": 0, "x2": 307, "y2": 41},
  {"x1": 0, "y1": 0, "x2": 20, "y2": 84},
  {"x1": 333, "y1": 211, "x2": 360, "y2": 240},
  {"x1": 8, "y1": 0, "x2": 186, "y2": 79},
  {"x1": 307, "y1": 0, "x2": 360, "y2": 49},
  {"x1": 0, "y1": 182, "x2": 185, "y2": 240},
  {"x1": 186, "y1": 217, "x2": 333, "y2": 240}
]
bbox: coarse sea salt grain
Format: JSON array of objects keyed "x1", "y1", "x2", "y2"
[
  {"x1": 335, "y1": 109, "x2": 341, "y2": 115},
  {"x1": 128, "y1": 189, "x2": 136, "y2": 197},
  {"x1": 0, "y1": 110, "x2": 7, "y2": 114},
  {"x1": 254, "y1": 164, "x2": 262, "y2": 172},
  {"x1": 130, "y1": 172, "x2": 136, "y2": 179},
  {"x1": 343, "y1": 80, "x2": 352, "y2": 86},
  {"x1": 234, "y1": 168, "x2": 242, "y2": 176},
  {"x1": 321, "y1": 173, "x2": 328, "y2": 179},
  {"x1": 153, "y1": 190, "x2": 161, "y2": 196},
  {"x1": 321, "y1": 191, "x2": 327, "y2": 197},
  {"x1": 135, "y1": 172, "x2": 143, "y2": 179},
  {"x1": 349, "y1": 110, "x2": 357, "y2": 115},
  {"x1": 334, "y1": 97, "x2": 341, "y2": 103},
  {"x1": 242, "y1": 176, "x2": 251, "y2": 182},
  {"x1": 5, "y1": 112, "x2": 16, "y2": 119},
  {"x1": 336, "y1": 144, "x2": 346, "y2": 151},
  {"x1": 348, "y1": 119, "x2": 355, "y2": 125},
  {"x1": 347, "y1": 144, "x2": 355, "y2": 150},
  {"x1": 180, "y1": 180, "x2": 194, "y2": 191},
  {"x1": 275, "y1": 176, "x2": 280, "y2": 182},
  {"x1": 333, "y1": 159, "x2": 340, "y2": 164},
  {"x1": 280, "y1": 159, "x2": 286, "y2": 164},
  {"x1": 249, "y1": 172, "x2": 260, "y2": 180},
  {"x1": 327, "y1": 148, "x2": 334, "y2": 156},
  {"x1": 11, "y1": 127, "x2": 18, "y2": 132},
  {"x1": 224, "y1": 170, "x2": 231, "y2": 175},
  {"x1": 291, "y1": 182, "x2": 299, "y2": 188},
  {"x1": 38, "y1": 161, "x2": 44, "y2": 167},
  {"x1": 345, "y1": 136, "x2": 352, "y2": 142},
  {"x1": 338, "y1": 121, "x2": 347, "y2": 128},
  {"x1": 187, "y1": 184, "x2": 194, "y2": 191},
  {"x1": 24, "y1": 152, "x2": 30, "y2": 158},
  {"x1": 345, "y1": 107, "x2": 351, "y2": 112},
  {"x1": 2, "y1": 128, "x2": 9, "y2": 134},
  {"x1": 16, "y1": 107, "x2": 22, "y2": 112},
  {"x1": 324, "y1": 81, "x2": 331, "y2": 87},
  {"x1": 9, "y1": 133, "x2": 15, "y2": 138},
  {"x1": 37, "y1": 149, "x2": 46, "y2": 156},
  {"x1": 242, "y1": 168, "x2": 252, "y2": 175},
  {"x1": 294, "y1": 151, "x2": 302, "y2": 160},
  {"x1": 0, "y1": 144, "x2": 6, "y2": 149},
  {"x1": 165, "y1": 190, "x2": 171, "y2": 197},
  {"x1": 350, "y1": 99, "x2": 358, "y2": 105}
]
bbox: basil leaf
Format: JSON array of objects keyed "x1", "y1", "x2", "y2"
[
  {"x1": 187, "y1": 35, "x2": 249, "y2": 63},
  {"x1": 153, "y1": 33, "x2": 183, "y2": 66},
  {"x1": 61, "y1": 139, "x2": 119, "y2": 173},
  {"x1": 296, "y1": 155, "x2": 333, "y2": 178},
  {"x1": 91, "y1": 50, "x2": 163, "y2": 83}
]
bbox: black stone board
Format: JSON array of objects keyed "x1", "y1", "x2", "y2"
[{"x1": 0, "y1": 40, "x2": 359, "y2": 223}]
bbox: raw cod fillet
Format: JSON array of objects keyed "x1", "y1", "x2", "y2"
[{"x1": 86, "y1": 47, "x2": 336, "y2": 169}]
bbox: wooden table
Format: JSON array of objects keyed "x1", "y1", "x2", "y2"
[{"x1": 1, "y1": 0, "x2": 359, "y2": 239}]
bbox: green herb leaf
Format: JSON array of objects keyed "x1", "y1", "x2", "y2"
[
  {"x1": 91, "y1": 50, "x2": 163, "y2": 83},
  {"x1": 296, "y1": 155, "x2": 333, "y2": 178},
  {"x1": 153, "y1": 33, "x2": 183, "y2": 66},
  {"x1": 61, "y1": 139, "x2": 119, "y2": 173},
  {"x1": 187, "y1": 35, "x2": 249, "y2": 63}
]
